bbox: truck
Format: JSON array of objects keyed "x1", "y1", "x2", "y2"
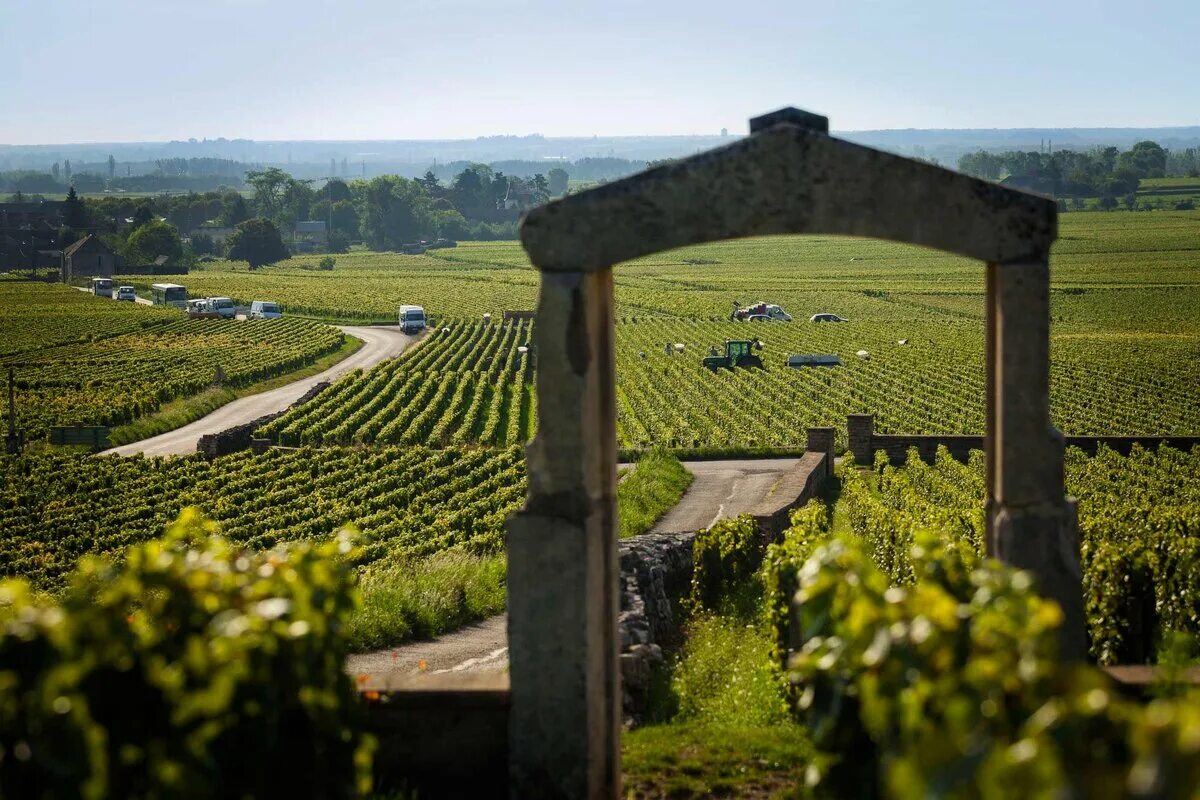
[
  {"x1": 731, "y1": 300, "x2": 791, "y2": 322},
  {"x1": 398, "y1": 304, "x2": 426, "y2": 334}
]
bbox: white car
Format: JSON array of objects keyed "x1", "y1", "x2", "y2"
[
  {"x1": 810, "y1": 313, "x2": 848, "y2": 322},
  {"x1": 116, "y1": 286, "x2": 136, "y2": 302},
  {"x1": 250, "y1": 300, "x2": 282, "y2": 320},
  {"x1": 209, "y1": 297, "x2": 236, "y2": 319}
]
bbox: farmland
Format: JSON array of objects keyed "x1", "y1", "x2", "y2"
[
  {"x1": 0, "y1": 283, "x2": 346, "y2": 441},
  {"x1": 841, "y1": 444, "x2": 1200, "y2": 664},
  {"x1": 137, "y1": 210, "x2": 1200, "y2": 451},
  {"x1": 0, "y1": 445, "x2": 525, "y2": 590}
]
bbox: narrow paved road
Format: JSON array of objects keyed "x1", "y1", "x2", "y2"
[
  {"x1": 650, "y1": 458, "x2": 801, "y2": 534},
  {"x1": 104, "y1": 326, "x2": 423, "y2": 457},
  {"x1": 346, "y1": 457, "x2": 801, "y2": 677}
]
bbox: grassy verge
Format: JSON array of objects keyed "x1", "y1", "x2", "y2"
[
  {"x1": 624, "y1": 616, "x2": 816, "y2": 798},
  {"x1": 619, "y1": 445, "x2": 814, "y2": 462},
  {"x1": 346, "y1": 449, "x2": 690, "y2": 651},
  {"x1": 618, "y1": 448, "x2": 694, "y2": 538},
  {"x1": 105, "y1": 334, "x2": 363, "y2": 447},
  {"x1": 623, "y1": 721, "x2": 815, "y2": 799},
  {"x1": 348, "y1": 551, "x2": 506, "y2": 652}
]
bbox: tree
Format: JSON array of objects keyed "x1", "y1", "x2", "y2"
[
  {"x1": 190, "y1": 233, "x2": 216, "y2": 256},
  {"x1": 327, "y1": 232, "x2": 350, "y2": 253},
  {"x1": 359, "y1": 176, "x2": 435, "y2": 250},
  {"x1": 417, "y1": 171, "x2": 441, "y2": 192},
  {"x1": 63, "y1": 186, "x2": 88, "y2": 229},
  {"x1": 51, "y1": 162, "x2": 60, "y2": 181},
  {"x1": 107, "y1": 155, "x2": 116, "y2": 180},
  {"x1": 63, "y1": 159, "x2": 72, "y2": 180},
  {"x1": 1097, "y1": 195, "x2": 1118, "y2": 211},
  {"x1": 226, "y1": 218, "x2": 289, "y2": 269},
  {"x1": 318, "y1": 256, "x2": 336, "y2": 271},
  {"x1": 220, "y1": 193, "x2": 250, "y2": 226},
  {"x1": 130, "y1": 203, "x2": 154, "y2": 230},
  {"x1": 548, "y1": 167, "x2": 569, "y2": 196},
  {"x1": 244, "y1": 167, "x2": 293, "y2": 223},
  {"x1": 1116, "y1": 141, "x2": 1167, "y2": 179},
  {"x1": 126, "y1": 220, "x2": 183, "y2": 265}
]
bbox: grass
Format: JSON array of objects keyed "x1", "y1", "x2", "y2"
[
  {"x1": 623, "y1": 722, "x2": 816, "y2": 799},
  {"x1": 104, "y1": 333, "x2": 363, "y2": 446},
  {"x1": 623, "y1": 615, "x2": 815, "y2": 798},
  {"x1": 347, "y1": 551, "x2": 506, "y2": 652},
  {"x1": 618, "y1": 448, "x2": 695, "y2": 538},
  {"x1": 344, "y1": 448, "x2": 694, "y2": 651}
]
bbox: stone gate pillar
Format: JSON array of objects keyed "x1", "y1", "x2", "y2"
[
  {"x1": 506, "y1": 268, "x2": 620, "y2": 798},
  {"x1": 985, "y1": 257, "x2": 1087, "y2": 660}
]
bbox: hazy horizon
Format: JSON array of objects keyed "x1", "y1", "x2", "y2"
[{"x1": 4, "y1": 0, "x2": 1198, "y2": 146}]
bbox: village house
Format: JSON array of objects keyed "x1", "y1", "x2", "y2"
[{"x1": 62, "y1": 234, "x2": 119, "y2": 281}]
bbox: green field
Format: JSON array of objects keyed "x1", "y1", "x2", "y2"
[
  {"x1": 0, "y1": 282, "x2": 346, "y2": 440},
  {"x1": 212, "y1": 211, "x2": 1200, "y2": 451}
]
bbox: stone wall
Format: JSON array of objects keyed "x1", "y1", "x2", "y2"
[
  {"x1": 196, "y1": 381, "x2": 329, "y2": 459},
  {"x1": 618, "y1": 428, "x2": 834, "y2": 722},
  {"x1": 848, "y1": 413, "x2": 1200, "y2": 466},
  {"x1": 617, "y1": 531, "x2": 694, "y2": 723}
]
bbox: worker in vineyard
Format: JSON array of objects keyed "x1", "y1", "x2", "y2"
[{"x1": 664, "y1": 342, "x2": 673, "y2": 356}]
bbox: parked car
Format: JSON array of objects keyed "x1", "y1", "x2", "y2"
[
  {"x1": 250, "y1": 300, "x2": 282, "y2": 320},
  {"x1": 398, "y1": 304, "x2": 426, "y2": 334},
  {"x1": 116, "y1": 286, "x2": 136, "y2": 302},
  {"x1": 206, "y1": 297, "x2": 235, "y2": 319},
  {"x1": 809, "y1": 313, "x2": 848, "y2": 322}
]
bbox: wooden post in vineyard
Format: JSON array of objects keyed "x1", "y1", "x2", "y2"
[{"x1": 508, "y1": 105, "x2": 1085, "y2": 798}]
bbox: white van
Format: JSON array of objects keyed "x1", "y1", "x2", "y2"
[
  {"x1": 209, "y1": 297, "x2": 236, "y2": 319},
  {"x1": 250, "y1": 300, "x2": 282, "y2": 320},
  {"x1": 398, "y1": 304, "x2": 426, "y2": 334},
  {"x1": 91, "y1": 277, "x2": 113, "y2": 298}
]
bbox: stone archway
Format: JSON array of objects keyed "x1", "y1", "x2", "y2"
[{"x1": 507, "y1": 107, "x2": 1085, "y2": 798}]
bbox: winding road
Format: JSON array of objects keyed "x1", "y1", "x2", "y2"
[
  {"x1": 345, "y1": 457, "x2": 801, "y2": 678},
  {"x1": 103, "y1": 325, "x2": 422, "y2": 457}
]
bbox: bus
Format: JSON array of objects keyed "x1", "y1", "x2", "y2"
[
  {"x1": 150, "y1": 283, "x2": 188, "y2": 309},
  {"x1": 90, "y1": 277, "x2": 113, "y2": 298}
]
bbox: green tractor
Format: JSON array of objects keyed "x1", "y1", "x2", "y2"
[{"x1": 702, "y1": 339, "x2": 764, "y2": 370}]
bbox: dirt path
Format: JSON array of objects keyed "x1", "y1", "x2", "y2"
[
  {"x1": 347, "y1": 457, "x2": 802, "y2": 676},
  {"x1": 103, "y1": 326, "x2": 423, "y2": 457}
]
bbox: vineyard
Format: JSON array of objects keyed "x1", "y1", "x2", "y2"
[
  {"x1": 0, "y1": 279, "x2": 176, "y2": 356},
  {"x1": 0, "y1": 445, "x2": 526, "y2": 590},
  {"x1": 161, "y1": 210, "x2": 1200, "y2": 322},
  {"x1": 260, "y1": 319, "x2": 535, "y2": 447},
  {"x1": 1, "y1": 310, "x2": 345, "y2": 440},
  {"x1": 840, "y1": 444, "x2": 1200, "y2": 663},
  {"x1": 256, "y1": 315, "x2": 1199, "y2": 452}
]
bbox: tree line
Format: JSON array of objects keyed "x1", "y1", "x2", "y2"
[{"x1": 957, "y1": 140, "x2": 1198, "y2": 204}]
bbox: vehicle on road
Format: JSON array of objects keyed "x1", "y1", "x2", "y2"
[
  {"x1": 732, "y1": 300, "x2": 791, "y2": 322},
  {"x1": 702, "y1": 339, "x2": 764, "y2": 370},
  {"x1": 399, "y1": 304, "x2": 426, "y2": 334},
  {"x1": 151, "y1": 283, "x2": 188, "y2": 309},
  {"x1": 90, "y1": 277, "x2": 113, "y2": 298},
  {"x1": 209, "y1": 297, "x2": 236, "y2": 319},
  {"x1": 810, "y1": 312, "x2": 847, "y2": 322},
  {"x1": 250, "y1": 300, "x2": 282, "y2": 319},
  {"x1": 116, "y1": 285, "x2": 136, "y2": 302}
]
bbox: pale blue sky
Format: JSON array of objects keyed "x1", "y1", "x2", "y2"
[{"x1": 3, "y1": 0, "x2": 1197, "y2": 144}]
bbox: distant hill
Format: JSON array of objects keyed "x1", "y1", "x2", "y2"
[{"x1": 3, "y1": 127, "x2": 1197, "y2": 179}]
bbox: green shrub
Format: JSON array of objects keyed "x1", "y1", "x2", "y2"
[
  {"x1": 787, "y1": 530, "x2": 1200, "y2": 798},
  {"x1": 672, "y1": 616, "x2": 790, "y2": 728},
  {"x1": 348, "y1": 551, "x2": 506, "y2": 651},
  {"x1": 0, "y1": 509, "x2": 373, "y2": 799},
  {"x1": 760, "y1": 501, "x2": 830, "y2": 668},
  {"x1": 690, "y1": 515, "x2": 760, "y2": 613},
  {"x1": 618, "y1": 448, "x2": 693, "y2": 539}
]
